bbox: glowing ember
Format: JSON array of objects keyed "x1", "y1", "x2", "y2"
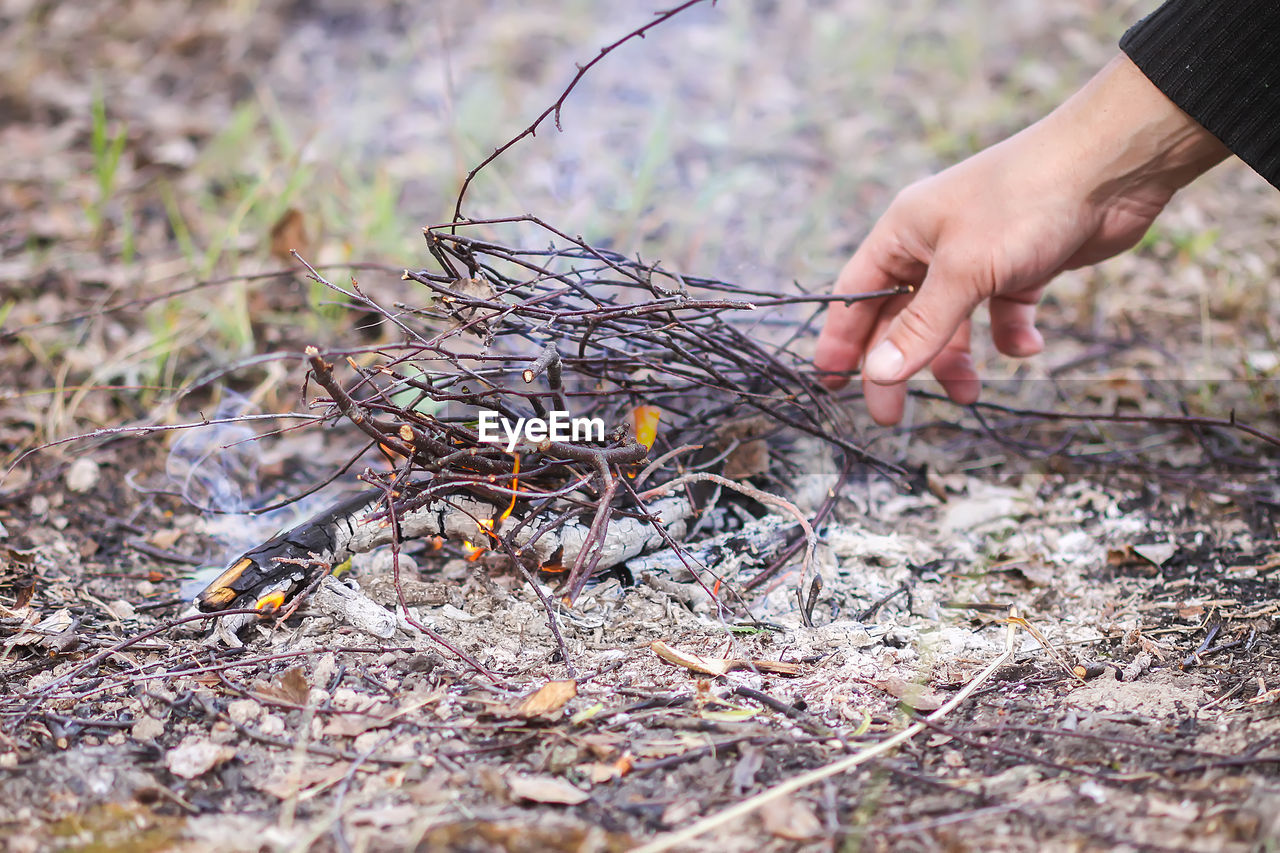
[{"x1": 254, "y1": 590, "x2": 286, "y2": 611}]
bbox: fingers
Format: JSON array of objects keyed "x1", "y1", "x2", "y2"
[
  {"x1": 861, "y1": 252, "x2": 984, "y2": 385},
  {"x1": 989, "y1": 291, "x2": 1045, "y2": 357},
  {"x1": 814, "y1": 225, "x2": 925, "y2": 390},
  {"x1": 863, "y1": 322, "x2": 977, "y2": 425},
  {"x1": 931, "y1": 320, "x2": 979, "y2": 405}
]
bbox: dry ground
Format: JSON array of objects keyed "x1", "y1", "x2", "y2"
[{"x1": 3, "y1": 1, "x2": 1280, "y2": 851}]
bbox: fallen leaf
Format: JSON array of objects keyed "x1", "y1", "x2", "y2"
[
  {"x1": 722, "y1": 438, "x2": 770, "y2": 479},
  {"x1": 506, "y1": 773, "x2": 589, "y2": 805},
  {"x1": 269, "y1": 207, "x2": 309, "y2": 263},
  {"x1": 699, "y1": 706, "x2": 760, "y2": 723},
  {"x1": 64, "y1": 457, "x2": 100, "y2": 493},
  {"x1": 582, "y1": 761, "x2": 621, "y2": 784},
  {"x1": 252, "y1": 666, "x2": 312, "y2": 705},
  {"x1": 515, "y1": 679, "x2": 578, "y2": 718},
  {"x1": 650, "y1": 640, "x2": 801, "y2": 677},
  {"x1": 873, "y1": 677, "x2": 944, "y2": 712},
  {"x1": 166, "y1": 738, "x2": 236, "y2": 779},
  {"x1": 1134, "y1": 543, "x2": 1177, "y2": 567},
  {"x1": 760, "y1": 794, "x2": 823, "y2": 841},
  {"x1": 569, "y1": 702, "x2": 604, "y2": 725},
  {"x1": 4, "y1": 608, "x2": 73, "y2": 648},
  {"x1": 258, "y1": 763, "x2": 352, "y2": 800},
  {"x1": 731, "y1": 743, "x2": 764, "y2": 792},
  {"x1": 146, "y1": 528, "x2": 184, "y2": 550},
  {"x1": 131, "y1": 716, "x2": 165, "y2": 742},
  {"x1": 322, "y1": 714, "x2": 387, "y2": 738},
  {"x1": 105, "y1": 599, "x2": 136, "y2": 621}
]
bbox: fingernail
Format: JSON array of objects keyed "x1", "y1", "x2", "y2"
[{"x1": 864, "y1": 340, "x2": 904, "y2": 383}]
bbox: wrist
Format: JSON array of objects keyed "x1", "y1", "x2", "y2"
[{"x1": 1047, "y1": 54, "x2": 1229, "y2": 203}]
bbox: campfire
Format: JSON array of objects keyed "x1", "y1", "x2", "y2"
[{"x1": 194, "y1": 218, "x2": 909, "y2": 648}]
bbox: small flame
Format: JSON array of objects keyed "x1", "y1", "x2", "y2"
[
  {"x1": 255, "y1": 590, "x2": 287, "y2": 611},
  {"x1": 632, "y1": 405, "x2": 660, "y2": 449},
  {"x1": 465, "y1": 454, "x2": 520, "y2": 560},
  {"x1": 464, "y1": 518, "x2": 496, "y2": 561},
  {"x1": 499, "y1": 454, "x2": 520, "y2": 522}
]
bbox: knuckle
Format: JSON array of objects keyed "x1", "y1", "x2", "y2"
[
  {"x1": 893, "y1": 179, "x2": 930, "y2": 209},
  {"x1": 894, "y1": 304, "x2": 947, "y2": 348}
]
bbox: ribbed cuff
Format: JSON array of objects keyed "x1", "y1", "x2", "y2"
[{"x1": 1121, "y1": 0, "x2": 1280, "y2": 190}]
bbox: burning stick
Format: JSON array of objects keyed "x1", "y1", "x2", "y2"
[{"x1": 196, "y1": 485, "x2": 695, "y2": 613}]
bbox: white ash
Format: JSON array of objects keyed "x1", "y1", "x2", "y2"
[{"x1": 310, "y1": 576, "x2": 397, "y2": 639}]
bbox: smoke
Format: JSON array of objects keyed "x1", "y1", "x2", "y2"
[
  {"x1": 166, "y1": 393, "x2": 261, "y2": 516},
  {"x1": 167, "y1": 393, "x2": 367, "y2": 601}
]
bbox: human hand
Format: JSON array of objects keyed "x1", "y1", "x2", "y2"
[{"x1": 815, "y1": 54, "x2": 1228, "y2": 425}]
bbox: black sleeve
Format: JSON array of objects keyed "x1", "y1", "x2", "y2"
[{"x1": 1120, "y1": 0, "x2": 1280, "y2": 190}]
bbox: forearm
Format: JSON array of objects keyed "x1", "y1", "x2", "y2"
[{"x1": 1035, "y1": 54, "x2": 1229, "y2": 208}]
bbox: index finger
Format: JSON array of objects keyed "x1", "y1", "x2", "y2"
[{"x1": 814, "y1": 226, "x2": 926, "y2": 389}]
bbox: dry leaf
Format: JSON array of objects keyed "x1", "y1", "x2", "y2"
[
  {"x1": 714, "y1": 415, "x2": 773, "y2": 479},
  {"x1": 4, "y1": 608, "x2": 73, "y2": 648},
  {"x1": 258, "y1": 763, "x2": 352, "y2": 800},
  {"x1": 64, "y1": 457, "x2": 99, "y2": 493},
  {"x1": 1133, "y1": 543, "x2": 1177, "y2": 567},
  {"x1": 583, "y1": 761, "x2": 620, "y2": 784},
  {"x1": 650, "y1": 640, "x2": 801, "y2": 677},
  {"x1": 506, "y1": 773, "x2": 590, "y2": 805},
  {"x1": 731, "y1": 743, "x2": 764, "y2": 792},
  {"x1": 166, "y1": 737, "x2": 236, "y2": 779},
  {"x1": 873, "y1": 677, "x2": 944, "y2": 711},
  {"x1": 269, "y1": 207, "x2": 308, "y2": 263},
  {"x1": 252, "y1": 666, "x2": 312, "y2": 705},
  {"x1": 721, "y1": 438, "x2": 770, "y2": 480},
  {"x1": 131, "y1": 715, "x2": 165, "y2": 742},
  {"x1": 760, "y1": 794, "x2": 823, "y2": 840},
  {"x1": 515, "y1": 679, "x2": 578, "y2": 718},
  {"x1": 147, "y1": 528, "x2": 183, "y2": 550},
  {"x1": 322, "y1": 714, "x2": 387, "y2": 738},
  {"x1": 569, "y1": 702, "x2": 604, "y2": 725},
  {"x1": 579, "y1": 752, "x2": 634, "y2": 784}
]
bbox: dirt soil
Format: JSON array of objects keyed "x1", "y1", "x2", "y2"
[{"x1": 3, "y1": 2, "x2": 1280, "y2": 852}]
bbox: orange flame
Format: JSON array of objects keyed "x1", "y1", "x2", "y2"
[
  {"x1": 464, "y1": 518, "x2": 495, "y2": 561},
  {"x1": 254, "y1": 590, "x2": 287, "y2": 611},
  {"x1": 464, "y1": 454, "x2": 520, "y2": 561},
  {"x1": 633, "y1": 406, "x2": 660, "y2": 449},
  {"x1": 500, "y1": 454, "x2": 520, "y2": 522}
]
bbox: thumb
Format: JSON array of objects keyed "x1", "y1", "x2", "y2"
[{"x1": 862, "y1": 260, "x2": 984, "y2": 385}]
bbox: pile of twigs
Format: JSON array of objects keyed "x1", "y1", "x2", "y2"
[{"x1": 294, "y1": 216, "x2": 906, "y2": 605}]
